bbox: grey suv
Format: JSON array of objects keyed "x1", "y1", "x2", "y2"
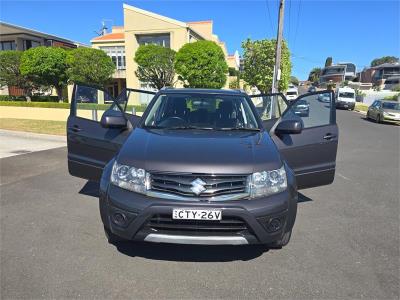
[{"x1": 67, "y1": 85, "x2": 338, "y2": 248}]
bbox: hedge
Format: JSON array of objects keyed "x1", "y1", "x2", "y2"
[
  {"x1": 0, "y1": 95, "x2": 63, "y2": 102},
  {"x1": 0, "y1": 101, "x2": 146, "y2": 112}
]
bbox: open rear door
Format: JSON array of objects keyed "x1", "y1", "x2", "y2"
[
  {"x1": 67, "y1": 84, "x2": 156, "y2": 182},
  {"x1": 251, "y1": 90, "x2": 338, "y2": 190}
]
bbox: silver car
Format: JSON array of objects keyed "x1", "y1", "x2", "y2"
[{"x1": 367, "y1": 100, "x2": 400, "y2": 124}]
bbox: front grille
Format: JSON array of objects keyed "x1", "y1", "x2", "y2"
[
  {"x1": 147, "y1": 214, "x2": 248, "y2": 233},
  {"x1": 150, "y1": 173, "x2": 248, "y2": 198}
]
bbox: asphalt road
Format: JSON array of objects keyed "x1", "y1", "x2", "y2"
[{"x1": 1, "y1": 110, "x2": 399, "y2": 299}]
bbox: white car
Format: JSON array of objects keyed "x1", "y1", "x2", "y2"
[
  {"x1": 286, "y1": 87, "x2": 298, "y2": 101},
  {"x1": 335, "y1": 87, "x2": 356, "y2": 110}
]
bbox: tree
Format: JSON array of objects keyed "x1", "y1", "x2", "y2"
[
  {"x1": 20, "y1": 46, "x2": 68, "y2": 100},
  {"x1": 134, "y1": 44, "x2": 176, "y2": 89},
  {"x1": 241, "y1": 39, "x2": 291, "y2": 93},
  {"x1": 66, "y1": 47, "x2": 115, "y2": 87},
  {"x1": 370, "y1": 56, "x2": 399, "y2": 67},
  {"x1": 175, "y1": 40, "x2": 228, "y2": 88},
  {"x1": 0, "y1": 51, "x2": 37, "y2": 100},
  {"x1": 325, "y1": 56, "x2": 333, "y2": 67},
  {"x1": 228, "y1": 67, "x2": 239, "y2": 76},
  {"x1": 290, "y1": 76, "x2": 299, "y2": 86},
  {"x1": 308, "y1": 67, "x2": 321, "y2": 83}
]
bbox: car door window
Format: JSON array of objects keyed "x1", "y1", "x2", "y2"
[
  {"x1": 250, "y1": 94, "x2": 288, "y2": 121},
  {"x1": 74, "y1": 85, "x2": 115, "y2": 121},
  {"x1": 281, "y1": 91, "x2": 333, "y2": 128}
]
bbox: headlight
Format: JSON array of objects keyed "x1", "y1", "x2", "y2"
[
  {"x1": 383, "y1": 112, "x2": 388, "y2": 116},
  {"x1": 248, "y1": 165, "x2": 287, "y2": 198},
  {"x1": 110, "y1": 161, "x2": 149, "y2": 194}
]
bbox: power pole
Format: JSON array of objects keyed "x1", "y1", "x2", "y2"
[{"x1": 272, "y1": 0, "x2": 285, "y2": 93}]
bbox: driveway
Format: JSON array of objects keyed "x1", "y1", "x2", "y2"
[
  {"x1": 0, "y1": 129, "x2": 66, "y2": 159},
  {"x1": 0, "y1": 110, "x2": 399, "y2": 299}
]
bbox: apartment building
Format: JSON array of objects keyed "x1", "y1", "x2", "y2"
[{"x1": 91, "y1": 4, "x2": 239, "y2": 105}]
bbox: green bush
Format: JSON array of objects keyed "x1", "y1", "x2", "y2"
[
  {"x1": 384, "y1": 93, "x2": 400, "y2": 101},
  {"x1": 0, "y1": 95, "x2": 62, "y2": 102},
  {"x1": 0, "y1": 95, "x2": 26, "y2": 101},
  {"x1": 391, "y1": 84, "x2": 400, "y2": 92}
]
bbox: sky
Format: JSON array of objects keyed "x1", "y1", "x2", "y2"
[{"x1": 1, "y1": 0, "x2": 399, "y2": 80}]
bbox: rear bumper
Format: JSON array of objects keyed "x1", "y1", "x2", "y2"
[{"x1": 99, "y1": 164, "x2": 298, "y2": 246}]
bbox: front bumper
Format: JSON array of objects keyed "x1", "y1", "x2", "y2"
[
  {"x1": 294, "y1": 108, "x2": 309, "y2": 116},
  {"x1": 336, "y1": 101, "x2": 355, "y2": 109},
  {"x1": 383, "y1": 115, "x2": 400, "y2": 123},
  {"x1": 99, "y1": 163, "x2": 298, "y2": 246}
]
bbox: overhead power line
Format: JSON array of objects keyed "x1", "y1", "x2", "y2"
[
  {"x1": 292, "y1": 0, "x2": 302, "y2": 51},
  {"x1": 287, "y1": 0, "x2": 292, "y2": 44},
  {"x1": 265, "y1": 0, "x2": 275, "y2": 37}
]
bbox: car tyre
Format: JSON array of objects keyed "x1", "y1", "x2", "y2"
[
  {"x1": 376, "y1": 114, "x2": 381, "y2": 123},
  {"x1": 366, "y1": 111, "x2": 370, "y2": 119},
  {"x1": 267, "y1": 229, "x2": 292, "y2": 249},
  {"x1": 104, "y1": 226, "x2": 128, "y2": 245}
]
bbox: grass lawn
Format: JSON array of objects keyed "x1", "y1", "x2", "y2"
[
  {"x1": 355, "y1": 102, "x2": 369, "y2": 112},
  {"x1": 0, "y1": 118, "x2": 66, "y2": 136}
]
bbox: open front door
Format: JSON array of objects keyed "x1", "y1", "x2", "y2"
[
  {"x1": 271, "y1": 90, "x2": 338, "y2": 189},
  {"x1": 67, "y1": 84, "x2": 156, "y2": 182}
]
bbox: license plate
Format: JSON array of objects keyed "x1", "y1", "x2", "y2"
[{"x1": 172, "y1": 209, "x2": 222, "y2": 221}]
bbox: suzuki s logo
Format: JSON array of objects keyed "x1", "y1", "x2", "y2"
[{"x1": 190, "y1": 178, "x2": 207, "y2": 195}]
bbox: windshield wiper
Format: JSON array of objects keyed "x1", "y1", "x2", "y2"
[
  {"x1": 167, "y1": 126, "x2": 214, "y2": 130},
  {"x1": 143, "y1": 125, "x2": 166, "y2": 129},
  {"x1": 218, "y1": 127, "x2": 261, "y2": 131}
]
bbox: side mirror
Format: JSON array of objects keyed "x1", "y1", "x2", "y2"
[
  {"x1": 275, "y1": 119, "x2": 303, "y2": 135},
  {"x1": 100, "y1": 110, "x2": 127, "y2": 128}
]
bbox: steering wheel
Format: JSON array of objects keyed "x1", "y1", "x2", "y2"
[
  {"x1": 158, "y1": 116, "x2": 187, "y2": 127},
  {"x1": 166, "y1": 116, "x2": 186, "y2": 123}
]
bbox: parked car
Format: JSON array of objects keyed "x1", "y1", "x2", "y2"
[
  {"x1": 308, "y1": 86, "x2": 317, "y2": 93},
  {"x1": 293, "y1": 99, "x2": 310, "y2": 117},
  {"x1": 335, "y1": 87, "x2": 356, "y2": 110},
  {"x1": 318, "y1": 93, "x2": 331, "y2": 103},
  {"x1": 67, "y1": 85, "x2": 338, "y2": 249},
  {"x1": 367, "y1": 100, "x2": 400, "y2": 123},
  {"x1": 286, "y1": 87, "x2": 299, "y2": 101}
]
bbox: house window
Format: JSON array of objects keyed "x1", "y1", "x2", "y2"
[
  {"x1": 0, "y1": 41, "x2": 16, "y2": 51},
  {"x1": 136, "y1": 34, "x2": 170, "y2": 48},
  {"x1": 99, "y1": 46, "x2": 126, "y2": 70},
  {"x1": 24, "y1": 40, "x2": 41, "y2": 50}
]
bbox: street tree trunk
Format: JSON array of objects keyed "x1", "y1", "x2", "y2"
[{"x1": 55, "y1": 85, "x2": 64, "y2": 103}]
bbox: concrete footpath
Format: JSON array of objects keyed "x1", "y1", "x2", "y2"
[{"x1": 0, "y1": 129, "x2": 66, "y2": 158}]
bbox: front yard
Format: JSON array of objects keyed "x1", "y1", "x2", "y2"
[{"x1": 0, "y1": 118, "x2": 66, "y2": 135}]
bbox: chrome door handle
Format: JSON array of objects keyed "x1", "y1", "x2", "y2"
[
  {"x1": 323, "y1": 134, "x2": 336, "y2": 140},
  {"x1": 68, "y1": 126, "x2": 82, "y2": 133}
]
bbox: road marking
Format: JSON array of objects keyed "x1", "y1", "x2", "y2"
[{"x1": 337, "y1": 173, "x2": 351, "y2": 181}]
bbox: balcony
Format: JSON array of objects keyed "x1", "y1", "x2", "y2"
[{"x1": 113, "y1": 69, "x2": 126, "y2": 79}]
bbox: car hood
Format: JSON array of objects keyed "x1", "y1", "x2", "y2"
[{"x1": 117, "y1": 128, "x2": 282, "y2": 174}]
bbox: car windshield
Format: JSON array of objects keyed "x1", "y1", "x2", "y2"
[
  {"x1": 143, "y1": 93, "x2": 259, "y2": 130},
  {"x1": 382, "y1": 102, "x2": 400, "y2": 110},
  {"x1": 287, "y1": 91, "x2": 297, "y2": 95},
  {"x1": 339, "y1": 92, "x2": 354, "y2": 98}
]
